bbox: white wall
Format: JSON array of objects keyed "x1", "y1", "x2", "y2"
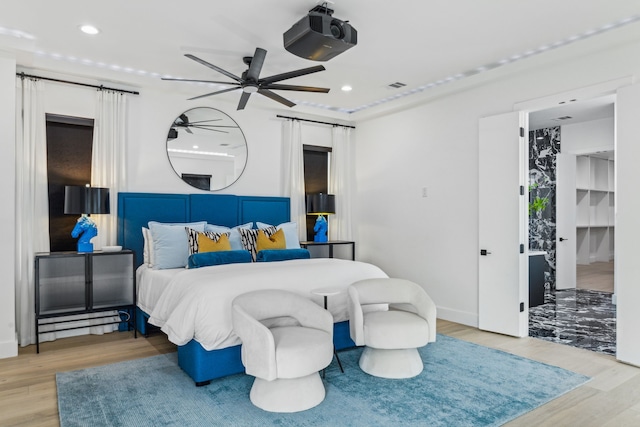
[
  {"x1": 31, "y1": 84, "x2": 284, "y2": 196},
  {"x1": 562, "y1": 117, "x2": 614, "y2": 154},
  {"x1": 125, "y1": 89, "x2": 288, "y2": 196},
  {"x1": 354, "y1": 39, "x2": 640, "y2": 327},
  {"x1": 0, "y1": 54, "x2": 17, "y2": 358},
  {"x1": 27, "y1": 81, "x2": 335, "y2": 198}
]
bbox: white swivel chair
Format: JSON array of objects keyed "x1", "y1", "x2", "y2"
[
  {"x1": 348, "y1": 278, "x2": 437, "y2": 379},
  {"x1": 232, "y1": 289, "x2": 334, "y2": 412}
]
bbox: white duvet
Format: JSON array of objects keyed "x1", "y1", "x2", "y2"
[{"x1": 148, "y1": 258, "x2": 388, "y2": 351}]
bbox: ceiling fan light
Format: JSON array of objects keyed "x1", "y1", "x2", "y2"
[{"x1": 242, "y1": 85, "x2": 258, "y2": 93}]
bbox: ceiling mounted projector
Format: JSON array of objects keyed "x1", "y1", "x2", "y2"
[{"x1": 284, "y1": 5, "x2": 357, "y2": 62}]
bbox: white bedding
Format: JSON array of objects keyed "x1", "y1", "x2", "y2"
[
  {"x1": 136, "y1": 264, "x2": 183, "y2": 314},
  {"x1": 147, "y1": 258, "x2": 388, "y2": 351}
]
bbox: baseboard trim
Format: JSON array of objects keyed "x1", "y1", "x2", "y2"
[
  {"x1": 0, "y1": 335, "x2": 18, "y2": 359},
  {"x1": 437, "y1": 306, "x2": 478, "y2": 328}
]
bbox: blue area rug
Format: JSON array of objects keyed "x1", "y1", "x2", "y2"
[{"x1": 56, "y1": 334, "x2": 589, "y2": 426}]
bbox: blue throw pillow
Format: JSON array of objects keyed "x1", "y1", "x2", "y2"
[
  {"x1": 256, "y1": 249, "x2": 311, "y2": 262},
  {"x1": 188, "y1": 250, "x2": 252, "y2": 269}
]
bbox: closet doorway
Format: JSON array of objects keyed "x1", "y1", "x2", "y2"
[{"x1": 527, "y1": 96, "x2": 616, "y2": 355}]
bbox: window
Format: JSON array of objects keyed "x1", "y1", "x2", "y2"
[
  {"x1": 45, "y1": 114, "x2": 94, "y2": 252},
  {"x1": 303, "y1": 145, "x2": 331, "y2": 241}
]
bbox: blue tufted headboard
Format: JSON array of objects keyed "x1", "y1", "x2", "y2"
[{"x1": 117, "y1": 192, "x2": 290, "y2": 267}]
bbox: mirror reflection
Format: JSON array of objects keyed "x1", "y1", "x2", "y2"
[{"x1": 166, "y1": 107, "x2": 248, "y2": 191}]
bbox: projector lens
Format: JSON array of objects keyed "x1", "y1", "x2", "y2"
[{"x1": 330, "y1": 20, "x2": 345, "y2": 39}]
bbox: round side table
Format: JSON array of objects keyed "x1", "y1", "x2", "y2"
[{"x1": 312, "y1": 287, "x2": 345, "y2": 375}]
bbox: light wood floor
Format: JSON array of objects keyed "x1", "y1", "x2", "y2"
[
  {"x1": 2, "y1": 321, "x2": 640, "y2": 426},
  {"x1": 577, "y1": 261, "x2": 614, "y2": 293}
]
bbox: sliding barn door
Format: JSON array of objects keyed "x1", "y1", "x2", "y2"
[{"x1": 478, "y1": 111, "x2": 528, "y2": 337}]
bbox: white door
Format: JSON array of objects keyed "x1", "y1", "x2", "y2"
[
  {"x1": 478, "y1": 111, "x2": 528, "y2": 337},
  {"x1": 615, "y1": 84, "x2": 640, "y2": 366},
  {"x1": 555, "y1": 153, "x2": 577, "y2": 290}
]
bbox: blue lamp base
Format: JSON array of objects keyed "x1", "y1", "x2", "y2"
[
  {"x1": 313, "y1": 215, "x2": 328, "y2": 243},
  {"x1": 72, "y1": 215, "x2": 98, "y2": 253},
  {"x1": 77, "y1": 242, "x2": 94, "y2": 253}
]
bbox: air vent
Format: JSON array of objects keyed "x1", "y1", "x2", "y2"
[{"x1": 388, "y1": 82, "x2": 407, "y2": 89}]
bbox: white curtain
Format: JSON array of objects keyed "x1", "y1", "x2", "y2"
[
  {"x1": 91, "y1": 89, "x2": 127, "y2": 249},
  {"x1": 15, "y1": 77, "x2": 50, "y2": 346},
  {"x1": 329, "y1": 126, "x2": 354, "y2": 240},
  {"x1": 90, "y1": 89, "x2": 127, "y2": 334},
  {"x1": 281, "y1": 120, "x2": 307, "y2": 241}
]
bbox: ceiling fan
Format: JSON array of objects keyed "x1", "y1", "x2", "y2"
[
  {"x1": 173, "y1": 113, "x2": 236, "y2": 134},
  {"x1": 168, "y1": 113, "x2": 240, "y2": 139},
  {"x1": 163, "y1": 47, "x2": 330, "y2": 110}
]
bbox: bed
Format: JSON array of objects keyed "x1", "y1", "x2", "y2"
[{"x1": 117, "y1": 192, "x2": 387, "y2": 385}]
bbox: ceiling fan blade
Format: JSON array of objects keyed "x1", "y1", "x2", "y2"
[
  {"x1": 188, "y1": 86, "x2": 240, "y2": 101},
  {"x1": 246, "y1": 48, "x2": 266, "y2": 82},
  {"x1": 191, "y1": 124, "x2": 238, "y2": 130},
  {"x1": 185, "y1": 118, "x2": 223, "y2": 124},
  {"x1": 185, "y1": 54, "x2": 243, "y2": 83},
  {"x1": 260, "y1": 65, "x2": 325, "y2": 84},
  {"x1": 162, "y1": 77, "x2": 241, "y2": 86},
  {"x1": 262, "y1": 83, "x2": 330, "y2": 93},
  {"x1": 258, "y1": 89, "x2": 295, "y2": 108},
  {"x1": 237, "y1": 92, "x2": 252, "y2": 110},
  {"x1": 188, "y1": 125, "x2": 229, "y2": 134}
]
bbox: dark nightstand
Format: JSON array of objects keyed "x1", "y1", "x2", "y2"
[
  {"x1": 34, "y1": 250, "x2": 137, "y2": 353},
  {"x1": 300, "y1": 241, "x2": 355, "y2": 260}
]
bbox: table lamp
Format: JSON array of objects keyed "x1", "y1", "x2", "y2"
[
  {"x1": 64, "y1": 185, "x2": 110, "y2": 252},
  {"x1": 306, "y1": 193, "x2": 335, "y2": 243}
]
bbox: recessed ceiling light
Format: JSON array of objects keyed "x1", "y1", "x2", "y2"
[
  {"x1": 79, "y1": 25, "x2": 100, "y2": 35},
  {"x1": 341, "y1": 85, "x2": 352, "y2": 92}
]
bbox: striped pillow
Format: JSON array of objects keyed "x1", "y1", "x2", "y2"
[
  {"x1": 186, "y1": 228, "x2": 231, "y2": 255},
  {"x1": 239, "y1": 226, "x2": 277, "y2": 261}
]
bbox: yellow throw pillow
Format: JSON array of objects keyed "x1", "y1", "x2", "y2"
[
  {"x1": 256, "y1": 228, "x2": 286, "y2": 251},
  {"x1": 198, "y1": 232, "x2": 231, "y2": 253}
]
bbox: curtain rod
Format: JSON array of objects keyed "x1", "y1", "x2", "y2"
[
  {"x1": 276, "y1": 114, "x2": 355, "y2": 129},
  {"x1": 17, "y1": 72, "x2": 140, "y2": 95}
]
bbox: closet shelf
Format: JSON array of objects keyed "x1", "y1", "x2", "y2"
[{"x1": 575, "y1": 155, "x2": 614, "y2": 266}]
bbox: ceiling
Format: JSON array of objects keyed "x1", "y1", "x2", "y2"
[
  {"x1": 529, "y1": 95, "x2": 615, "y2": 130},
  {"x1": 2, "y1": 1, "x2": 640, "y2": 120}
]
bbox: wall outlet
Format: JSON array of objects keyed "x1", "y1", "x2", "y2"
[{"x1": 422, "y1": 187, "x2": 428, "y2": 197}]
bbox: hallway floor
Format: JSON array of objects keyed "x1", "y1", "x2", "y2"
[
  {"x1": 529, "y1": 288, "x2": 616, "y2": 355},
  {"x1": 576, "y1": 261, "x2": 614, "y2": 292}
]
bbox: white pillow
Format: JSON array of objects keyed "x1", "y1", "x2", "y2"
[
  {"x1": 256, "y1": 222, "x2": 301, "y2": 249},
  {"x1": 148, "y1": 221, "x2": 206, "y2": 269},
  {"x1": 205, "y1": 222, "x2": 252, "y2": 251},
  {"x1": 142, "y1": 227, "x2": 154, "y2": 266}
]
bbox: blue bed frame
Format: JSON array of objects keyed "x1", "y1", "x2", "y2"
[{"x1": 117, "y1": 192, "x2": 355, "y2": 385}]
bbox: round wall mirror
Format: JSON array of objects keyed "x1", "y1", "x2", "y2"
[{"x1": 166, "y1": 107, "x2": 248, "y2": 191}]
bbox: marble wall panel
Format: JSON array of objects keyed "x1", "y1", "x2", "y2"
[{"x1": 529, "y1": 127, "x2": 560, "y2": 293}]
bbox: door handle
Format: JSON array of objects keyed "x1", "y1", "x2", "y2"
[
  {"x1": 559, "y1": 237, "x2": 568, "y2": 242},
  {"x1": 480, "y1": 249, "x2": 492, "y2": 256}
]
